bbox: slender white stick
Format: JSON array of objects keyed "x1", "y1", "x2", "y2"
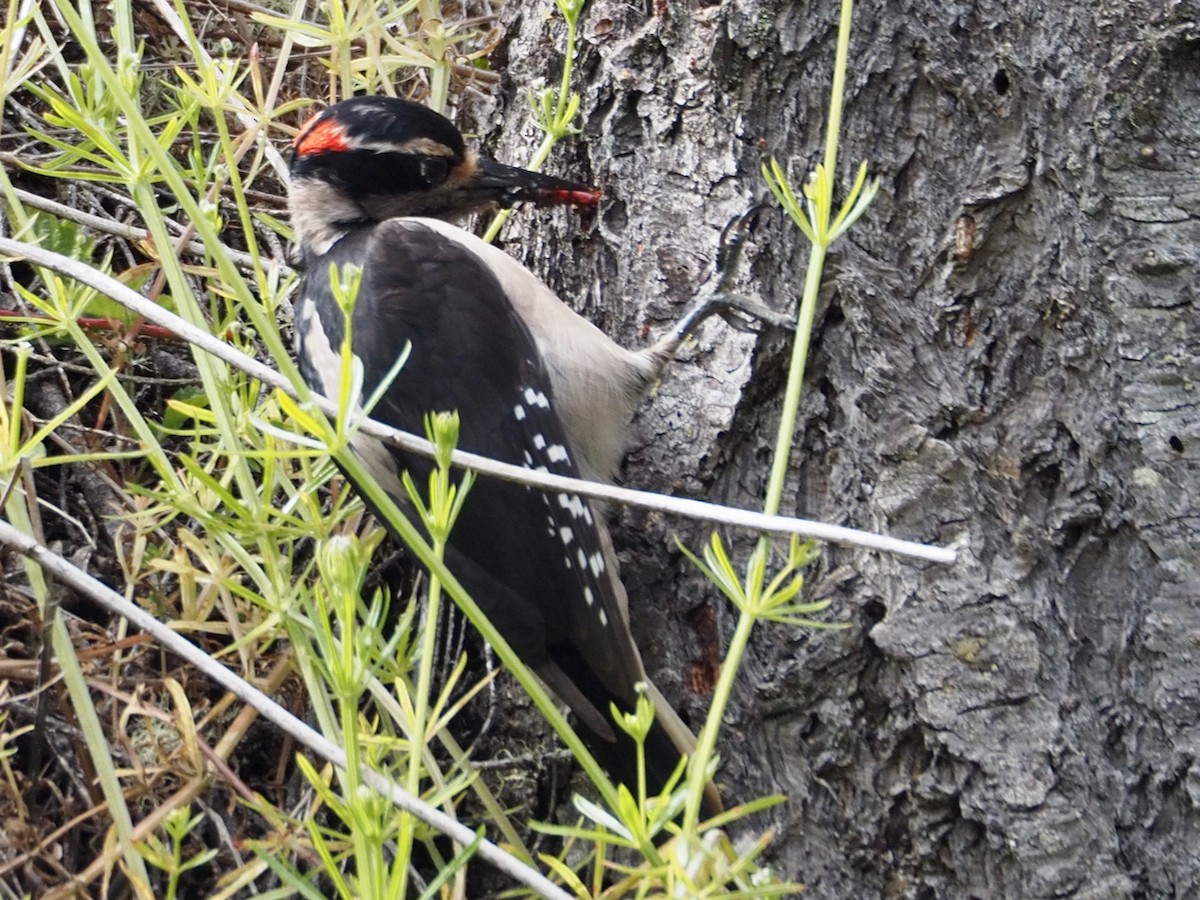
[
  {"x1": 0, "y1": 518, "x2": 573, "y2": 900},
  {"x1": 8, "y1": 188, "x2": 279, "y2": 274},
  {"x1": 0, "y1": 235, "x2": 957, "y2": 564}
]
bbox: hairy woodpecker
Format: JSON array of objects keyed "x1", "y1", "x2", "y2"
[{"x1": 288, "y1": 95, "x2": 722, "y2": 811}]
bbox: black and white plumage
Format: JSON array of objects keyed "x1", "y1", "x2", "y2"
[{"x1": 287, "y1": 96, "x2": 721, "y2": 811}]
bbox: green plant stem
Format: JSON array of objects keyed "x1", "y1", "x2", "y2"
[
  {"x1": 342, "y1": 701, "x2": 387, "y2": 897},
  {"x1": 482, "y1": 3, "x2": 581, "y2": 244},
  {"x1": 397, "y1": 534, "x2": 445, "y2": 900},
  {"x1": 761, "y1": 0, "x2": 852, "y2": 520},
  {"x1": 519, "y1": 132, "x2": 558, "y2": 180},
  {"x1": 53, "y1": 613, "x2": 152, "y2": 884},
  {"x1": 419, "y1": 0, "x2": 450, "y2": 114},
  {"x1": 822, "y1": 0, "x2": 853, "y2": 200},
  {"x1": 760, "y1": 241, "x2": 827, "y2": 521},
  {"x1": 683, "y1": 610, "x2": 755, "y2": 831},
  {"x1": 683, "y1": 0, "x2": 856, "y2": 839},
  {"x1": 331, "y1": 0, "x2": 351, "y2": 99},
  {"x1": 684, "y1": 243, "x2": 826, "y2": 832},
  {"x1": 209, "y1": 96, "x2": 268, "y2": 299}
]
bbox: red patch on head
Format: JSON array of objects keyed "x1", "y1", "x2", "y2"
[{"x1": 294, "y1": 115, "x2": 349, "y2": 156}]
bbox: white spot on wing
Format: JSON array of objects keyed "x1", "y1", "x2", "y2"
[
  {"x1": 598, "y1": 609, "x2": 608, "y2": 627},
  {"x1": 533, "y1": 434, "x2": 546, "y2": 450},
  {"x1": 583, "y1": 587, "x2": 594, "y2": 606},
  {"x1": 514, "y1": 404, "x2": 526, "y2": 421},
  {"x1": 559, "y1": 527, "x2": 574, "y2": 545},
  {"x1": 547, "y1": 444, "x2": 569, "y2": 463},
  {"x1": 522, "y1": 387, "x2": 550, "y2": 408}
]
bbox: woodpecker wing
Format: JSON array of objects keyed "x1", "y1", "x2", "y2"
[{"x1": 296, "y1": 220, "x2": 649, "y2": 735}]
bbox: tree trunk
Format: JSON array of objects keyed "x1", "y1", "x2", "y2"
[{"x1": 489, "y1": 1, "x2": 1200, "y2": 895}]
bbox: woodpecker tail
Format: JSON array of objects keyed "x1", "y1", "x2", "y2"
[{"x1": 537, "y1": 652, "x2": 723, "y2": 820}]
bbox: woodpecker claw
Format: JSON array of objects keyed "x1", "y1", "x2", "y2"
[
  {"x1": 715, "y1": 205, "x2": 767, "y2": 290},
  {"x1": 713, "y1": 206, "x2": 794, "y2": 332},
  {"x1": 681, "y1": 206, "x2": 792, "y2": 338},
  {"x1": 648, "y1": 206, "x2": 794, "y2": 359},
  {"x1": 710, "y1": 293, "x2": 796, "y2": 333}
]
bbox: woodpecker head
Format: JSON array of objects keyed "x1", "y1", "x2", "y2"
[{"x1": 288, "y1": 96, "x2": 601, "y2": 257}]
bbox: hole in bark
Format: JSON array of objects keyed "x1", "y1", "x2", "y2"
[
  {"x1": 602, "y1": 196, "x2": 628, "y2": 232},
  {"x1": 993, "y1": 68, "x2": 1010, "y2": 95},
  {"x1": 1169, "y1": 434, "x2": 1184, "y2": 453},
  {"x1": 933, "y1": 421, "x2": 959, "y2": 441},
  {"x1": 1034, "y1": 461, "x2": 1062, "y2": 499},
  {"x1": 862, "y1": 598, "x2": 887, "y2": 628}
]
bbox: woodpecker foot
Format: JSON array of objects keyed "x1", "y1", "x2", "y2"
[
  {"x1": 648, "y1": 207, "x2": 793, "y2": 360},
  {"x1": 705, "y1": 292, "x2": 796, "y2": 333},
  {"x1": 708, "y1": 206, "x2": 794, "y2": 332},
  {"x1": 655, "y1": 290, "x2": 793, "y2": 360}
]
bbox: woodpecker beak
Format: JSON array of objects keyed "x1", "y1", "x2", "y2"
[{"x1": 464, "y1": 158, "x2": 602, "y2": 210}]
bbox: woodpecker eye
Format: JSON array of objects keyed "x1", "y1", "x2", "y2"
[{"x1": 418, "y1": 156, "x2": 450, "y2": 186}]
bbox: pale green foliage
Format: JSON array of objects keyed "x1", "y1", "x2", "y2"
[
  {"x1": 763, "y1": 157, "x2": 880, "y2": 247},
  {"x1": 136, "y1": 805, "x2": 221, "y2": 900},
  {"x1": 681, "y1": 533, "x2": 835, "y2": 629},
  {"x1": 250, "y1": 0, "x2": 494, "y2": 110},
  {"x1": 0, "y1": 0, "x2": 499, "y2": 894}
]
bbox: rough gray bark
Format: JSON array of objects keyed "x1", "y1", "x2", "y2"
[{"x1": 485, "y1": 1, "x2": 1200, "y2": 896}]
